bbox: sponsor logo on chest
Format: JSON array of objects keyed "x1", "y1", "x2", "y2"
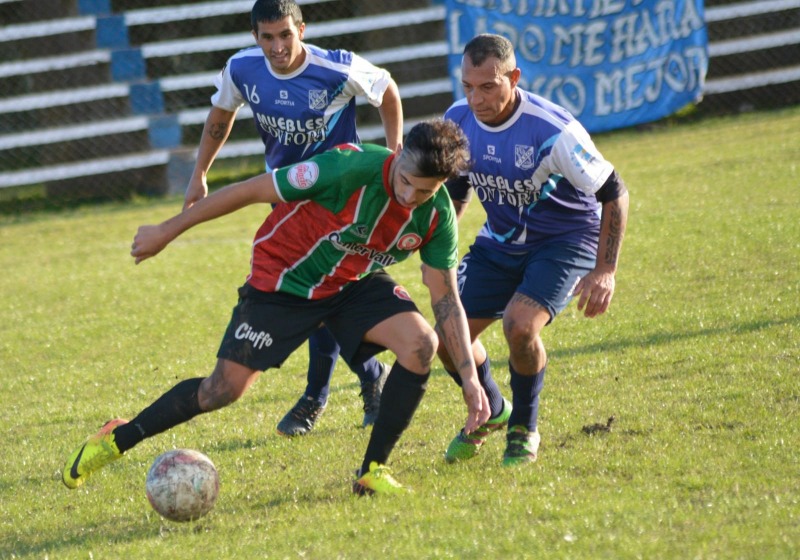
[{"x1": 275, "y1": 90, "x2": 294, "y2": 106}]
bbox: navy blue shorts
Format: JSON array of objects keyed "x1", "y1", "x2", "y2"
[
  {"x1": 217, "y1": 271, "x2": 420, "y2": 371},
  {"x1": 457, "y1": 242, "x2": 596, "y2": 322}
]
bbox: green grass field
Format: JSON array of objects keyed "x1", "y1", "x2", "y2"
[{"x1": 1, "y1": 106, "x2": 798, "y2": 559}]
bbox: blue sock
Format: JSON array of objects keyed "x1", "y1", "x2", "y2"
[
  {"x1": 445, "y1": 357, "x2": 505, "y2": 418},
  {"x1": 508, "y1": 363, "x2": 546, "y2": 432},
  {"x1": 305, "y1": 326, "x2": 338, "y2": 404},
  {"x1": 350, "y1": 354, "x2": 384, "y2": 386}
]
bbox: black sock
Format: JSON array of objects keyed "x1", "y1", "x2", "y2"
[
  {"x1": 446, "y1": 356, "x2": 505, "y2": 418},
  {"x1": 360, "y1": 363, "x2": 428, "y2": 474},
  {"x1": 113, "y1": 377, "x2": 205, "y2": 453},
  {"x1": 507, "y1": 364, "x2": 546, "y2": 432}
]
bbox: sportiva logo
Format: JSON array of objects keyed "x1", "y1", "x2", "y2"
[
  {"x1": 275, "y1": 89, "x2": 294, "y2": 106},
  {"x1": 234, "y1": 322, "x2": 273, "y2": 349},
  {"x1": 397, "y1": 233, "x2": 422, "y2": 251},
  {"x1": 287, "y1": 162, "x2": 319, "y2": 190},
  {"x1": 482, "y1": 144, "x2": 501, "y2": 163}
]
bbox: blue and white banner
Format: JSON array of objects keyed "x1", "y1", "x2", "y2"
[{"x1": 445, "y1": 0, "x2": 708, "y2": 132}]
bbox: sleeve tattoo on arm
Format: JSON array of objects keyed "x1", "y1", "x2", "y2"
[
  {"x1": 603, "y1": 204, "x2": 624, "y2": 267},
  {"x1": 431, "y1": 269, "x2": 472, "y2": 371}
]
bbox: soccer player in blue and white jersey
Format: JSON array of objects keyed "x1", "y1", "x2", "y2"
[
  {"x1": 183, "y1": 0, "x2": 403, "y2": 437},
  {"x1": 439, "y1": 34, "x2": 630, "y2": 466}
]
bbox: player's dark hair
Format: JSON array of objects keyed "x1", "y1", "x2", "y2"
[
  {"x1": 251, "y1": 0, "x2": 303, "y2": 32},
  {"x1": 463, "y1": 33, "x2": 516, "y2": 71},
  {"x1": 403, "y1": 119, "x2": 471, "y2": 180}
]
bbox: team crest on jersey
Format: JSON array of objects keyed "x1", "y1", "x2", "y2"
[
  {"x1": 514, "y1": 145, "x2": 535, "y2": 170},
  {"x1": 397, "y1": 233, "x2": 422, "y2": 251},
  {"x1": 309, "y1": 90, "x2": 328, "y2": 110},
  {"x1": 393, "y1": 286, "x2": 412, "y2": 301},
  {"x1": 287, "y1": 161, "x2": 319, "y2": 190}
]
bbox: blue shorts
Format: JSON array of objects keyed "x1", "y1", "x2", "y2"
[{"x1": 457, "y1": 242, "x2": 596, "y2": 322}]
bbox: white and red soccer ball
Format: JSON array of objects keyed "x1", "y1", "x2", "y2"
[{"x1": 145, "y1": 449, "x2": 219, "y2": 522}]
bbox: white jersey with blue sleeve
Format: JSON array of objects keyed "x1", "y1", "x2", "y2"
[
  {"x1": 212, "y1": 43, "x2": 392, "y2": 171},
  {"x1": 445, "y1": 89, "x2": 614, "y2": 254}
]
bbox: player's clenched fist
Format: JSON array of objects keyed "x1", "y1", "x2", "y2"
[{"x1": 131, "y1": 224, "x2": 171, "y2": 264}]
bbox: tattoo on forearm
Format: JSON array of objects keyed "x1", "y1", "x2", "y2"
[
  {"x1": 208, "y1": 122, "x2": 228, "y2": 141},
  {"x1": 603, "y1": 205, "x2": 624, "y2": 266},
  {"x1": 432, "y1": 291, "x2": 459, "y2": 326},
  {"x1": 432, "y1": 275, "x2": 472, "y2": 371}
]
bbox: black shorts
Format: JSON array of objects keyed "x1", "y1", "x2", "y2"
[{"x1": 217, "y1": 271, "x2": 420, "y2": 371}]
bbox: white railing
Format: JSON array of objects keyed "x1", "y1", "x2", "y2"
[{"x1": 1, "y1": 0, "x2": 797, "y2": 189}]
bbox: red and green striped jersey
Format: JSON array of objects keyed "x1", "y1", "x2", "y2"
[{"x1": 246, "y1": 144, "x2": 459, "y2": 300}]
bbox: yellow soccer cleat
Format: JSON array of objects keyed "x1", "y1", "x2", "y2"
[
  {"x1": 352, "y1": 461, "x2": 407, "y2": 496},
  {"x1": 62, "y1": 418, "x2": 128, "y2": 489}
]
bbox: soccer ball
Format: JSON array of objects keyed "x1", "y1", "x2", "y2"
[{"x1": 145, "y1": 449, "x2": 219, "y2": 522}]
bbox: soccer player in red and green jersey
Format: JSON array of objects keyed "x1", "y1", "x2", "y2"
[
  {"x1": 62, "y1": 119, "x2": 490, "y2": 495},
  {"x1": 185, "y1": 0, "x2": 404, "y2": 436}
]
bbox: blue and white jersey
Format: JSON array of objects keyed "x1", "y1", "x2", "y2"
[
  {"x1": 445, "y1": 89, "x2": 614, "y2": 254},
  {"x1": 212, "y1": 43, "x2": 392, "y2": 171}
]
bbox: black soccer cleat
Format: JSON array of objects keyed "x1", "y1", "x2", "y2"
[{"x1": 276, "y1": 396, "x2": 326, "y2": 436}]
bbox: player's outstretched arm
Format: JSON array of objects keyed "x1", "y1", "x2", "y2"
[
  {"x1": 184, "y1": 106, "x2": 237, "y2": 210},
  {"x1": 132, "y1": 173, "x2": 279, "y2": 264},
  {"x1": 422, "y1": 265, "x2": 490, "y2": 433},
  {"x1": 378, "y1": 79, "x2": 403, "y2": 151},
  {"x1": 575, "y1": 191, "x2": 629, "y2": 317}
]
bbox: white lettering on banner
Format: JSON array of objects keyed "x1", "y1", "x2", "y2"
[
  {"x1": 594, "y1": 45, "x2": 706, "y2": 115},
  {"x1": 234, "y1": 323, "x2": 273, "y2": 350},
  {"x1": 449, "y1": 0, "x2": 629, "y2": 18},
  {"x1": 447, "y1": 0, "x2": 706, "y2": 121},
  {"x1": 456, "y1": 3, "x2": 702, "y2": 68},
  {"x1": 610, "y1": 1, "x2": 703, "y2": 62},
  {"x1": 529, "y1": 74, "x2": 587, "y2": 115},
  {"x1": 551, "y1": 20, "x2": 607, "y2": 66}
]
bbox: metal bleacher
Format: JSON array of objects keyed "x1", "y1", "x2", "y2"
[
  {"x1": 1, "y1": 0, "x2": 799, "y2": 198},
  {"x1": 0, "y1": 0, "x2": 451, "y2": 196}
]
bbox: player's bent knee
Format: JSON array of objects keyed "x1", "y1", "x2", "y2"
[
  {"x1": 416, "y1": 328, "x2": 438, "y2": 368},
  {"x1": 198, "y1": 365, "x2": 256, "y2": 411},
  {"x1": 502, "y1": 316, "x2": 537, "y2": 345},
  {"x1": 396, "y1": 327, "x2": 437, "y2": 373}
]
